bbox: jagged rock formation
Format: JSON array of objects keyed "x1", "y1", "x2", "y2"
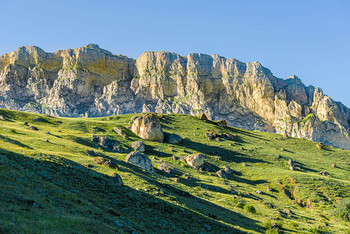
[{"x1": 0, "y1": 44, "x2": 349, "y2": 149}]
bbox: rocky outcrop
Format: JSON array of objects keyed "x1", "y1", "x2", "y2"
[{"x1": 0, "y1": 44, "x2": 349, "y2": 149}]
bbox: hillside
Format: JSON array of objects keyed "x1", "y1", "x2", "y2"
[
  {"x1": 0, "y1": 44, "x2": 350, "y2": 149},
  {"x1": 0, "y1": 109, "x2": 349, "y2": 233}
]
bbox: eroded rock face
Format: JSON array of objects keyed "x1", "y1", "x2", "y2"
[
  {"x1": 131, "y1": 113, "x2": 164, "y2": 142},
  {"x1": 1, "y1": 44, "x2": 349, "y2": 149}
]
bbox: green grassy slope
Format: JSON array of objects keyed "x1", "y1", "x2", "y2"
[{"x1": 0, "y1": 109, "x2": 349, "y2": 233}]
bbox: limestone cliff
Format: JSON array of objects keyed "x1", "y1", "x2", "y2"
[{"x1": 0, "y1": 44, "x2": 349, "y2": 149}]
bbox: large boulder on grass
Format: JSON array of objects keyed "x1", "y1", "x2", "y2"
[
  {"x1": 92, "y1": 135, "x2": 122, "y2": 152},
  {"x1": 125, "y1": 151, "x2": 154, "y2": 173},
  {"x1": 131, "y1": 113, "x2": 164, "y2": 142},
  {"x1": 166, "y1": 134, "x2": 182, "y2": 144},
  {"x1": 184, "y1": 153, "x2": 204, "y2": 168}
]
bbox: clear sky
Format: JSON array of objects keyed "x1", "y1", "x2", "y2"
[{"x1": 1, "y1": 0, "x2": 349, "y2": 107}]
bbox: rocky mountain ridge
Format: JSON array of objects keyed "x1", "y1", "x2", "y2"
[{"x1": 0, "y1": 44, "x2": 349, "y2": 149}]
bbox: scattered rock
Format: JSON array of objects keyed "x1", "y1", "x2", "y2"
[
  {"x1": 0, "y1": 115, "x2": 5, "y2": 120},
  {"x1": 217, "y1": 120, "x2": 227, "y2": 128},
  {"x1": 256, "y1": 190, "x2": 263, "y2": 194},
  {"x1": 263, "y1": 202, "x2": 275, "y2": 208},
  {"x1": 166, "y1": 134, "x2": 182, "y2": 144},
  {"x1": 46, "y1": 132, "x2": 50, "y2": 134},
  {"x1": 46, "y1": 139, "x2": 49, "y2": 142},
  {"x1": 216, "y1": 170, "x2": 228, "y2": 179},
  {"x1": 113, "y1": 127, "x2": 128, "y2": 139},
  {"x1": 92, "y1": 126, "x2": 103, "y2": 131},
  {"x1": 92, "y1": 135, "x2": 121, "y2": 152},
  {"x1": 331, "y1": 163, "x2": 336, "y2": 168},
  {"x1": 132, "y1": 141, "x2": 145, "y2": 152},
  {"x1": 93, "y1": 157, "x2": 105, "y2": 165},
  {"x1": 288, "y1": 159, "x2": 296, "y2": 170},
  {"x1": 83, "y1": 164, "x2": 93, "y2": 168},
  {"x1": 106, "y1": 116, "x2": 111, "y2": 120},
  {"x1": 28, "y1": 126, "x2": 38, "y2": 131},
  {"x1": 198, "y1": 113, "x2": 208, "y2": 120},
  {"x1": 179, "y1": 156, "x2": 186, "y2": 162},
  {"x1": 103, "y1": 160, "x2": 118, "y2": 169},
  {"x1": 172, "y1": 155, "x2": 178, "y2": 160},
  {"x1": 281, "y1": 148, "x2": 286, "y2": 151},
  {"x1": 221, "y1": 133, "x2": 235, "y2": 140},
  {"x1": 242, "y1": 163, "x2": 247, "y2": 167},
  {"x1": 316, "y1": 142, "x2": 324, "y2": 149},
  {"x1": 157, "y1": 163, "x2": 175, "y2": 175},
  {"x1": 33, "y1": 117, "x2": 43, "y2": 122},
  {"x1": 110, "y1": 173, "x2": 123, "y2": 186},
  {"x1": 184, "y1": 153, "x2": 204, "y2": 168},
  {"x1": 87, "y1": 150, "x2": 96, "y2": 156},
  {"x1": 199, "y1": 163, "x2": 216, "y2": 172},
  {"x1": 125, "y1": 151, "x2": 154, "y2": 172},
  {"x1": 131, "y1": 116, "x2": 137, "y2": 121},
  {"x1": 131, "y1": 113, "x2": 164, "y2": 142},
  {"x1": 223, "y1": 166, "x2": 233, "y2": 174},
  {"x1": 23, "y1": 121, "x2": 28, "y2": 125},
  {"x1": 216, "y1": 138, "x2": 223, "y2": 142},
  {"x1": 215, "y1": 156, "x2": 221, "y2": 160},
  {"x1": 319, "y1": 171, "x2": 330, "y2": 176},
  {"x1": 172, "y1": 178, "x2": 180, "y2": 183}
]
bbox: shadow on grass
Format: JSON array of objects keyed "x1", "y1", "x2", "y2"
[
  {"x1": 0, "y1": 148, "x2": 264, "y2": 233},
  {"x1": 181, "y1": 138, "x2": 268, "y2": 164},
  {"x1": 116, "y1": 160, "x2": 263, "y2": 233},
  {"x1": 0, "y1": 135, "x2": 33, "y2": 149}
]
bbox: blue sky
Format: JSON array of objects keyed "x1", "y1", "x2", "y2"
[{"x1": 1, "y1": 0, "x2": 349, "y2": 106}]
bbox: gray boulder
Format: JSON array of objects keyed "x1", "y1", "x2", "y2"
[
  {"x1": 166, "y1": 134, "x2": 182, "y2": 144},
  {"x1": 216, "y1": 170, "x2": 228, "y2": 179},
  {"x1": 184, "y1": 153, "x2": 204, "y2": 168},
  {"x1": 125, "y1": 151, "x2": 154, "y2": 172},
  {"x1": 132, "y1": 141, "x2": 145, "y2": 152},
  {"x1": 92, "y1": 135, "x2": 121, "y2": 152},
  {"x1": 157, "y1": 163, "x2": 175, "y2": 175},
  {"x1": 131, "y1": 113, "x2": 164, "y2": 142},
  {"x1": 110, "y1": 173, "x2": 123, "y2": 186}
]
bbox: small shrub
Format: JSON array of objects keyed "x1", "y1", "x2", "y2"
[
  {"x1": 244, "y1": 204, "x2": 256, "y2": 214},
  {"x1": 7, "y1": 128, "x2": 16, "y2": 134},
  {"x1": 335, "y1": 198, "x2": 350, "y2": 221}
]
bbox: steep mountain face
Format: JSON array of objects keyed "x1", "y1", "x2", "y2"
[{"x1": 0, "y1": 44, "x2": 349, "y2": 149}]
